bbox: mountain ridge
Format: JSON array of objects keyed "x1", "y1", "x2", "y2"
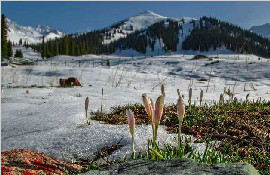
[
  {"x1": 6, "y1": 18, "x2": 63, "y2": 44},
  {"x1": 250, "y1": 23, "x2": 270, "y2": 39},
  {"x1": 8, "y1": 11, "x2": 269, "y2": 58}
]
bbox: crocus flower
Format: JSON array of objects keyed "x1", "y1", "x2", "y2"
[
  {"x1": 126, "y1": 109, "x2": 136, "y2": 158},
  {"x1": 177, "y1": 96, "x2": 185, "y2": 123},
  {"x1": 85, "y1": 97, "x2": 89, "y2": 111},
  {"x1": 177, "y1": 89, "x2": 181, "y2": 97},
  {"x1": 85, "y1": 97, "x2": 90, "y2": 125},
  {"x1": 161, "y1": 84, "x2": 165, "y2": 97},
  {"x1": 153, "y1": 95, "x2": 164, "y2": 144},
  {"x1": 219, "y1": 93, "x2": 224, "y2": 104},
  {"x1": 189, "y1": 87, "x2": 192, "y2": 105},
  {"x1": 200, "y1": 89, "x2": 203, "y2": 105},
  {"x1": 177, "y1": 95, "x2": 185, "y2": 156},
  {"x1": 150, "y1": 98, "x2": 155, "y2": 113},
  {"x1": 225, "y1": 88, "x2": 232, "y2": 100},
  {"x1": 142, "y1": 94, "x2": 155, "y2": 140},
  {"x1": 154, "y1": 95, "x2": 164, "y2": 128},
  {"x1": 246, "y1": 93, "x2": 250, "y2": 102},
  {"x1": 142, "y1": 94, "x2": 154, "y2": 123},
  {"x1": 126, "y1": 109, "x2": 135, "y2": 136}
]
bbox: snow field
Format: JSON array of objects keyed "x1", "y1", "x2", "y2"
[{"x1": 2, "y1": 47, "x2": 270, "y2": 163}]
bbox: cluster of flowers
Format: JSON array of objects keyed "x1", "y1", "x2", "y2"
[{"x1": 126, "y1": 84, "x2": 186, "y2": 158}]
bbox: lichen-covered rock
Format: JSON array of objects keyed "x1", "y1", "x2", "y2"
[
  {"x1": 1, "y1": 149, "x2": 83, "y2": 175},
  {"x1": 83, "y1": 158, "x2": 259, "y2": 175}
]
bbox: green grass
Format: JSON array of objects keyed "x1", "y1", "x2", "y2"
[
  {"x1": 134, "y1": 138, "x2": 228, "y2": 165},
  {"x1": 78, "y1": 162, "x2": 99, "y2": 173},
  {"x1": 91, "y1": 100, "x2": 270, "y2": 175},
  {"x1": 12, "y1": 60, "x2": 34, "y2": 65}
]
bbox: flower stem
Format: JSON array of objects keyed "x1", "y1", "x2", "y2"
[
  {"x1": 151, "y1": 123, "x2": 155, "y2": 145},
  {"x1": 86, "y1": 110, "x2": 90, "y2": 125},
  {"x1": 178, "y1": 120, "x2": 182, "y2": 157},
  {"x1": 132, "y1": 135, "x2": 135, "y2": 159},
  {"x1": 153, "y1": 125, "x2": 158, "y2": 149}
]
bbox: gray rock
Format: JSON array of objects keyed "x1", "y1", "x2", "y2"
[{"x1": 82, "y1": 158, "x2": 259, "y2": 175}]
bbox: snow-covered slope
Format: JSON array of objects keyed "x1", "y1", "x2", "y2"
[
  {"x1": 2, "y1": 47, "x2": 270, "y2": 163},
  {"x1": 6, "y1": 18, "x2": 64, "y2": 44},
  {"x1": 102, "y1": 11, "x2": 198, "y2": 45},
  {"x1": 250, "y1": 23, "x2": 270, "y2": 39},
  {"x1": 103, "y1": 11, "x2": 166, "y2": 44},
  {"x1": 125, "y1": 11, "x2": 166, "y2": 31}
]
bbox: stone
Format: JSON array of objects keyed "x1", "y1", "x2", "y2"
[
  {"x1": 1, "y1": 149, "x2": 83, "y2": 175},
  {"x1": 83, "y1": 158, "x2": 259, "y2": 175}
]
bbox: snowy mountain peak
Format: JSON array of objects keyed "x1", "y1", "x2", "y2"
[
  {"x1": 35, "y1": 24, "x2": 51, "y2": 32},
  {"x1": 6, "y1": 18, "x2": 64, "y2": 44},
  {"x1": 127, "y1": 11, "x2": 166, "y2": 30},
  {"x1": 135, "y1": 10, "x2": 166, "y2": 19},
  {"x1": 250, "y1": 23, "x2": 270, "y2": 39},
  {"x1": 103, "y1": 11, "x2": 167, "y2": 44}
]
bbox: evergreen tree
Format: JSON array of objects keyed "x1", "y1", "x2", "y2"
[
  {"x1": 69, "y1": 39, "x2": 75, "y2": 55},
  {"x1": 7, "y1": 40, "x2": 13, "y2": 58},
  {"x1": 14, "y1": 50, "x2": 23, "y2": 58},
  {"x1": 63, "y1": 35, "x2": 69, "y2": 55},
  {"x1": 47, "y1": 40, "x2": 53, "y2": 57},
  {"x1": 1, "y1": 14, "x2": 8, "y2": 60},
  {"x1": 85, "y1": 39, "x2": 89, "y2": 54},
  {"x1": 80, "y1": 41, "x2": 86, "y2": 55},
  {"x1": 54, "y1": 39, "x2": 59, "y2": 55},
  {"x1": 41, "y1": 35, "x2": 45, "y2": 59},
  {"x1": 75, "y1": 45, "x2": 80, "y2": 56},
  {"x1": 19, "y1": 38, "x2": 23, "y2": 46}
]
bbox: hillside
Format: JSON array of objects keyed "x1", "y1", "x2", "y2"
[
  {"x1": 27, "y1": 12, "x2": 270, "y2": 58},
  {"x1": 102, "y1": 11, "x2": 166, "y2": 44},
  {"x1": 183, "y1": 17, "x2": 270, "y2": 58}
]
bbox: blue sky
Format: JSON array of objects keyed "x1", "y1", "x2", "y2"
[{"x1": 2, "y1": 1, "x2": 270, "y2": 33}]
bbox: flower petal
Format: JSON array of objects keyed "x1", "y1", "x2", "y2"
[
  {"x1": 177, "y1": 96, "x2": 185, "y2": 122},
  {"x1": 154, "y1": 95, "x2": 164, "y2": 126},
  {"x1": 126, "y1": 109, "x2": 135, "y2": 135}
]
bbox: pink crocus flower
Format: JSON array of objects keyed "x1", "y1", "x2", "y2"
[
  {"x1": 177, "y1": 89, "x2": 181, "y2": 97},
  {"x1": 161, "y1": 84, "x2": 165, "y2": 97},
  {"x1": 142, "y1": 94, "x2": 154, "y2": 124},
  {"x1": 153, "y1": 95, "x2": 165, "y2": 144},
  {"x1": 150, "y1": 98, "x2": 155, "y2": 113},
  {"x1": 200, "y1": 89, "x2": 203, "y2": 106},
  {"x1": 189, "y1": 87, "x2": 192, "y2": 104},
  {"x1": 177, "y1": 93, "x2": 185, "y2": 155},
  {"x1": 85, "y1": 97, "x2": 90, "y2": 125},
  {"x1": 126, "y1": 109, "x2": 136, "y2": 158},
  {"x1": 177, "y1": 96, "x2": 185, "y2": 123},
  {"x1": 126, "y1": 109, "x2": 135, "y2": 136},
  {"x1": 154, "y1": 95, "x2": 165, "y2": 127}
]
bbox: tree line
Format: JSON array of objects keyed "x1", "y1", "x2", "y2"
[
  {"x1": 113, "y1": 19, "x2": 181, "y2": 54},
  {"x1": 30, "y1": 16, "x2": 270, "y2": 58},
  {"x1": 182, "y1": 16, "x2": 270, "y2": 58},
  {"x1": 30, "y1": 31, "x2": 115, "y2": 59}
]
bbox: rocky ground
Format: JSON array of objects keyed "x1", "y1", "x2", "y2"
[
  {"x1": 1, "y1": 149, "x2": 259, "y2": 175},
  {"x1": 1, "y1": 149, "x2": 83, "y2": 175},
  {"x1": 82, "y1": 158, "x2": 259, "y2": 175}
]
